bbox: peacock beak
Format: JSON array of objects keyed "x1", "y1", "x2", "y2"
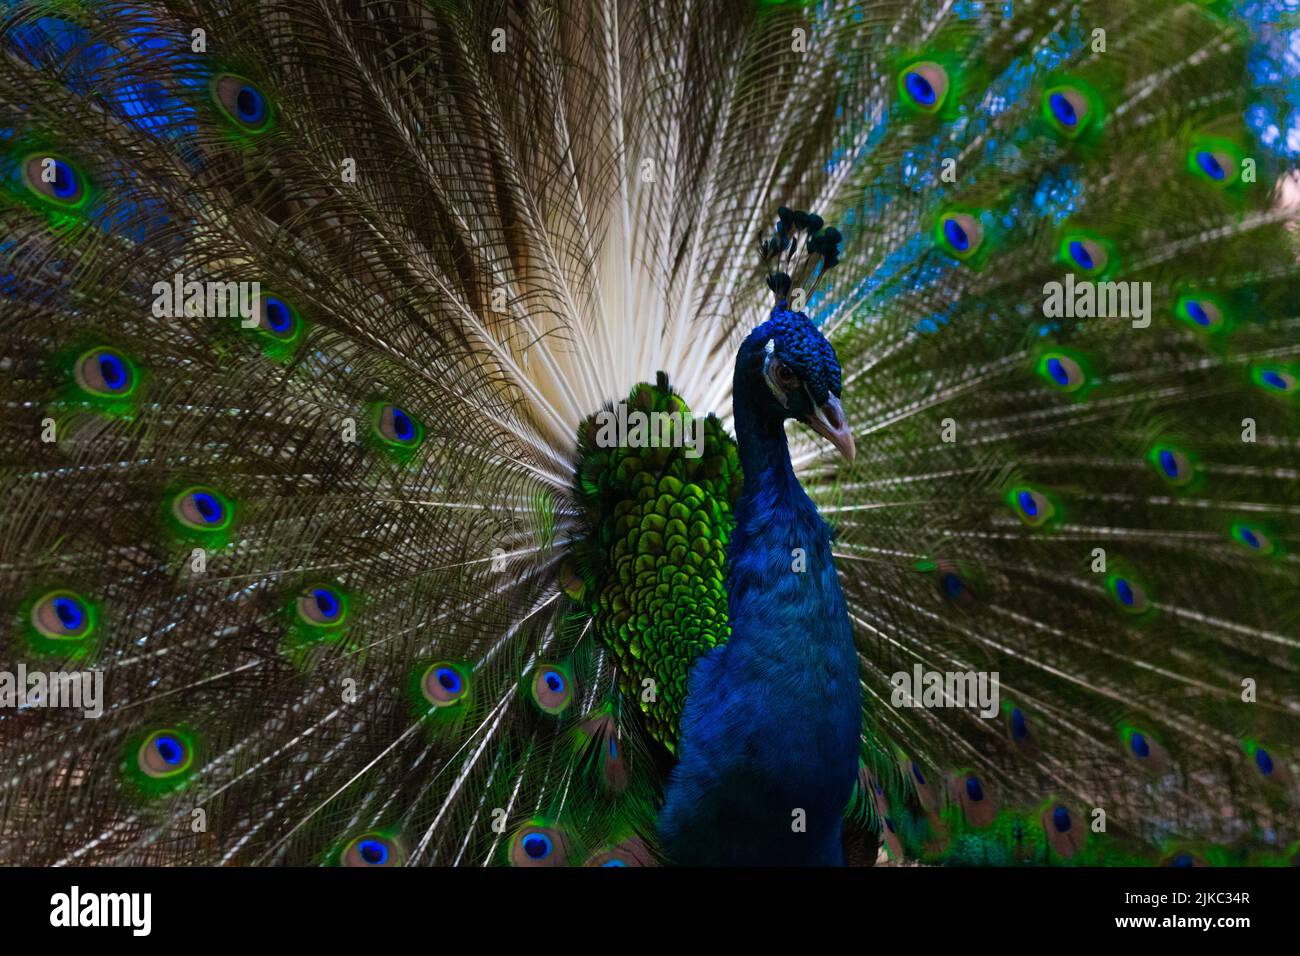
[{"x1": 803, "y1": 395, "x2": 855, "y2": 463}]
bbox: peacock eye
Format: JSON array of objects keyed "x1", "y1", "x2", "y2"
[
  {"x1": 1149, "y1": 444, "x2": 1194, "y2": 486},
  {"x1": 1175, "y1": 294, "x2": 1225, "y2": 332},
  {"x1": 297, "y1": 585, "x2": 347, "y2": 627},
  {"x1": 421, "y1": 661, "x2": 470, "y2": 707},
  {"x1": 256, "y1": 294, "x2": 300, "y2": 341},
  {"x1": 1188, "y1": 142, "x2": 1243, "y2": 187},
  {"x1": 172, "y1": 486, "x2": 233, "y2": 532},
  {"x1": 211, "y1": 74, "x2": 272, "y2": 132},
  {"x1": 509, "y1": 823, "x2": 570, "y2": 867},
  {"x1": 530, "y1": 664, "x2": 574, "y2": 714},
  {"x1": 30, "y1": 589, "x2": 94, "y2": 639},
  {"x1": 74, "y1": 347, "x2": 137, "y2": 398},
  {"x1": 899, "y1": 62, "x2": 949, "y2": 113},
  {"x1": 1108, "y1": 574, "x2": 1150, "y2": 614},
  {"x1": 374, "y1": 403, "x2": 424, "y2": 448},
  {"x1": 138, "y1": 729, "x2": 192, "y2": 778},
  {"x1": 937, "y1": 212, "x2": 984, "y2": 260},
  {"x1": 1251, "y1": 364, "x2": 1297, "y2": 396},
  {"x1": 1043, "y1": 85, "x2": 1094, "y2": 137},
  {"x1": 1009, "y1": 485, "x2": 1055, "y2": 527},
  {"x1": 21, "y1": 154, "x2": 86, "y2": 207},
  {"x1": 1038, "y1": 353, "x2": 1086, "y2": 392},
  {"x1": 341, "y1": 833, "x2": 403, "y2": 867},
  {"x1": 1231, "y1": 523, "x2": 1274, "y2": 556},
  {"x1": 1061, "y1": 235, "x2": 1109, "y2": 275}
]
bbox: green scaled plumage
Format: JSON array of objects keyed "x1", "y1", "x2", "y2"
[{"x1": 572, "y1": 374, "x2": 741, "y2": 751}]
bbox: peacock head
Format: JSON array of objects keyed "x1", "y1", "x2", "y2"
[{"x1": 738, "y1": 308, "x2": 854, "y2": 462}]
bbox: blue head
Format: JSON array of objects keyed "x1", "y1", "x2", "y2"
[{"x1": 736, "y1": 308, "x2": 854, "y2": 462}]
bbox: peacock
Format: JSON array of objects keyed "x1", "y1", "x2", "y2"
[{"x1": 1, "y1": 0, "x2": 1299, "y2": 868}]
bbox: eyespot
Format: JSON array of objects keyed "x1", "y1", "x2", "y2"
[
  {"x1": 1175, "y1": 294, "x2": 1225, "y2": 332},
  {"x1": 1037, "y1": 352, "x2": 1086, "y2": 392},
  {"x1": 373, "y1": 403, "x2": 424, "y2": 448},
  {"x1": 937, "y1": 212, "x2": 984, "y2": 260},
  {"x1": 509, "y1": 823, "x2": 570, "y2": 867},
  {"x1": 949, "y1": 771, "x2": 998, "y2": 827},
  {"x1": 1009, "y1": 486, "x2": 1055, "y2": 527},
  {"x1": 584, "y1": 837, "x2": 655, "y2": 867},
  {"x1": 211, "y1": 74, "x2": 272, "y2": 132},
  {"x1": 255, "y1": 294, "x2": 300, "y2": 341},
  {"x1": 934, "y1": 559, "x2": 977, "y2": 610},
  {"x1": 137, "y1": 729, "x2": 192, "y2": 778},
  {"x1": 1043, "y1": 85, "x2": 1095, "y2": 137},
  {"x1": 1122, "y1": 727, "x2": 1170, "y2": 772},
  {"x1": 1107, "y1": 574, "x2": 1150, "y2": 614},
  {"x1": 898, "y1": 62, "x2": 949, "y2": 113},
  {"x1": 296, "y1": 585, "x2": 347, "y2": 628},
  {"x1": 1162, "y1": 849, "x2": 1206, "y2": 868},
  {"x1": 530, "y1": 664, "x2": 574, "y2": 715},
  {"x1": 30, "y1": 589, "x2": 94, "y2": 640},
  {"x1": 1231, "y1": 523, "x2": 1274, "y2": 556},
  {"x1": 1061, "y1": 235, "x2": 1109, "y2": 274},
  {"x1": 171, "y1": 486, "x2": 233, "y2": 533},
  {"x1": 1254, "y1": 747, "x2": 1274, "y2": 776},
  {"x1": 1187, "y1": 141, "x2": 1244, "y2": 186},
  {"x1": 1148, "y1": 445, "x2": 1194, "y2": 486},
  {"x1": 21, "y1": 154, "x2": 87, "y2": 207},
  {"x1": 1251, "y1": 364, "x2": 1297, "y2": 396},
  {"x1": 73, "y1": 347, "x2": 137, "y2": 398},
  {"x1": 1042, "y1": 801, "x2": 1086, "y2": 859},
  {"x1": 420, "y1": 662, "x2": 470, "y2": 707},
  {"x1": 340, "y1": 833, "x2": 404, "y2": 867}
]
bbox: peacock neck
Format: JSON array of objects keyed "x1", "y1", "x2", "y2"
[{"x1": 732, "y1": 381, "x2": 813, "y2": 521}]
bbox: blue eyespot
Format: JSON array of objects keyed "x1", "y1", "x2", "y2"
[
  {"x1": 1255, "y1": 748, "x2": 1274, "y2": 776},
  {"x1": 1115, "y1": 579, "x2": 1134, "y2": 605},
  {"x1": 155, "y1": 734, "x2": 184, "y2": 765},
  {"x1": 523, "y1": 833, "x2": 552, "y2": 860},
  {"x1": 22, "y1": 154, "x2": 87, "y2": 207},
  {"x1": 1186, "y1": 301, "x2": 1210, "y2": 326},
  {"x1": 1130, "y1": 732, "x2": 1150, "y2": 759},
  {"x1": 1052, "y1": 806, "x2": 1072, "y2": 833},
  {"x1": 1010, "y1": 708, "x2": 1028, "y2": 742},
  {"x1": 374, "y1": 403, "x2": 424, "y2": 448},
  {"x1": 1171, "y1": 852, "x2": 1194, "y2": 867},
  {"x1": 898, "y1": 62, "x2": 949, "y2": 113},
  {"x1": 1046, "y1": 358, "x2": 1068, "y2": 386},
  {"x1": 193, "y1": 492, "x2": 223, "y2": 524},
  {"x1": 296, "y1": 585, "x2": 347, "y2": 628},
  {"x1": 53, "y1": 596, "x2": 84, "y2": 631},
  {"x1": 212, "y1": 74, "x2": 272, "y2": 132},
  {"x1": 341, "y1": 833, "x2": 402, "y2": 867},
  {"x1": 1018, "y1": 490, "x2": 1037, "y2": 516},
  {"x1": 601, "y1": 859, "x2": 627, "y2": 867},
  {"x1": 421, "y1": 661, "x2": 470, "y2": 708},
  {"x1": 911, "y1": 761, "x2": 926, "y2": 785},
  {"x1": 1195, "y1": 151, "x2": 1225, "y2": 180},
  {"x1": 941, "y1": 572, "x2": 963, "y2": 598},
  {"x1": 264, "y1": 297, "x2": 291, "y2": 332},
  {"x1": 608, "y1": 737, "x2": 618, "y2": 759},
  {"x1": 531, "y1": 665, "x2": 574, "y2": 714},
  {"x1": 74, "y1": 347, "x2": 137, "y2": 398},
  {"x1": 943, "y1": 218, "x2": 968, "y2": 250},
  {"x1": 1049, "y1": 91, "x2": 1077, "y2": 126},
  {"x1": 905, "y1": 71, "x2": 935, "y2": 106},
  {"x1": 392, "y1": 407, "x2": 414, "y2": 442},
  {"x1": 236, "y1": 85, "x2": 265, "y2": 124},
  {"x1": 1068, "y1": 240, "x2": 1093, "y2": 270},
  {"x1": 964, "y1": 776, "x2": 984, "y2": 802}
]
